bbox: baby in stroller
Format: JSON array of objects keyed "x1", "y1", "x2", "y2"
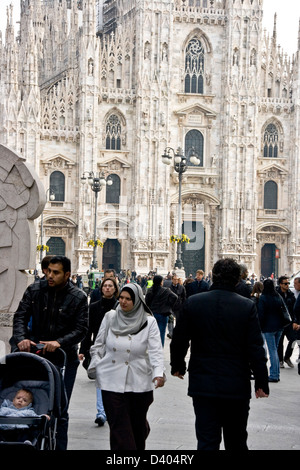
[{"x1": 0, "y1": 389, "x2": 49, "y2": 443}]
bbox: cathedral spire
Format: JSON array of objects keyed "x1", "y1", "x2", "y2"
[
  {"x1": 83, "y1": 0, "x2": 96, "y2": 37},
  {"x1": 4, "y1": 4, "x2": 18, "y2": 90},
  {"x1": 5, "y1": 3, "x2": 15, "y2": 45},
  {"x1": 272, "y1": 12, "x2": 277, "y2": 43}
]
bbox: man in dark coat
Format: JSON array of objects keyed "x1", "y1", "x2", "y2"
[
  {"x1": 276, "y1": 276, "x2": 296, "y2": 368},
  {"x1": 170, "y1": 275, "x2": 186, "y2": 316},
  {"x1": 167, "y1": 274, "x2": 186, "y2": 338},
  {"x1": 11, "y1": 256, "x2": 88, "y2": 450},
  {"x1": 170, "y1": 258, "x2": 269, "y2": 450},
  {"x1": 185, "y1": 269, "x2": 209, "y2": 298},
  {"x1": 235, "y1": 263, "x2": 252, "y2": 298}
]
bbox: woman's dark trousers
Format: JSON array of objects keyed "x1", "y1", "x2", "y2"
[{"x1": 102, "y1": 390, "x2": 153, "y2": 450}]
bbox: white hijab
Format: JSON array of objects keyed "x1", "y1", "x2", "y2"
[{"x1": 110, "y1": 283, "x2": 152, "y2": 336}]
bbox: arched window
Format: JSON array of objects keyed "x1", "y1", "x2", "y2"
[
  {"x1": 106, "y1": 174, "x2": 121, "y2": 204},
  {"x1": 185, "y1": 129, "x2": 204, "y2": 167},
  {"x1": 50, "y1": 171, "x2": 65, "y2": 201},
  {"x1": 263, "y1": 124, "x2": 279, "y2": 158},
  {"x1": 184, "y1": 38, "x2": 204, "y2": 94},
  {"x1": 264, "y1": 181, "x2": 278, "y2": 210},
  {"x1": 106, "y1": 114, "x2": 122, "y2": 150}
]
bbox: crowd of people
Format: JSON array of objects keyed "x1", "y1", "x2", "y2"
[{"x1": 3, "y1": 255, "x2": 300, "y2": 451}]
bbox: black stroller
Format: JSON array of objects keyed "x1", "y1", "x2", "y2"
[{"x1": 0, "y1": 345, "x2": 67, "y2": 450}]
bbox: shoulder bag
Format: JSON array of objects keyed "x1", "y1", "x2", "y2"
[{"x1": 279, "y1": 296, "x2": 292, "y2": 328}]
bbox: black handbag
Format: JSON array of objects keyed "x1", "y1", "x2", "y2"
[{"x1": 280, "y1": 297, "x2": 292, "y2": 327}]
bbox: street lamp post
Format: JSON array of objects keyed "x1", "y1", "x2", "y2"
[
  {"x1": 162, "y1": 146, "x2": 200, "y2": 270},
  {"x1": 40, "y1": 188, "x2": 55, "y2": 263},
  {"x1": 81, "y1": 171, "x2": 113, "y2": 269}
]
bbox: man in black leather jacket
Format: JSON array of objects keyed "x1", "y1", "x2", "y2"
[{"x1": 11, "y1": 256, "x2": 88, "y2": 450}]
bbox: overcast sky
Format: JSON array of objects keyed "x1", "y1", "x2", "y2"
[{"x1": 0, "y1": 0, "x2": 299, "y2": 55}]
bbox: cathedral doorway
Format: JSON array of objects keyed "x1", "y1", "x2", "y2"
[
  {"x1": 181, "y1": 221, "x2": 205, "y2": 277},
  {"x1": 261, "y1": 243, "x2": 278, "y2": 278},
  {"x1": 103, "y1": 239, "x2": 121, "y2": 272},
  {"x1": 47, "y1": 237, "x2": 66, "y2": 256}
]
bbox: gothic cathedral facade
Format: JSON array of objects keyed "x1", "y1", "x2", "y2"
[{"x1": 1, "y1": 0, "x2": 300, "y2": 278}]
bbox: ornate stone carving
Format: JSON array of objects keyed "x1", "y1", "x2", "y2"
[{"x1": 0, "y1": 145, "x2": 45, "y2": 315}]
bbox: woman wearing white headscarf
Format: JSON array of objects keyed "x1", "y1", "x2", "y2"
[{"x1": 88, "y1": 283, "x2": 165, "y2": 450}]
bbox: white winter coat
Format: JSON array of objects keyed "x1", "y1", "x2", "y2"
[{"x1": 89, "y1": 312, "x2": 165, "y2": 393}]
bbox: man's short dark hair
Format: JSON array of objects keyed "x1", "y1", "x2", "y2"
[
  {"x1": 278, "y1": 275, "x2": 289, "y2": 285},
  {"x1": 104, "y1": 269, "x2": 115, "y2": 277},
  {"x1": 41, "y1": 255, "x2": 53, "y2": 271},
  {"x1": 49, "y1": 256, "x2": 71, "y2": 274},
  {"x1": 212, "y1": 258, "x2": 241, "y2": 286}
]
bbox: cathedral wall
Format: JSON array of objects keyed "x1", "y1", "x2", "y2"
[
  {"x1": 37, "y1": 138, "x2": 79, "y2": 271},
  {"x1": 164, "y1": 18, "x2": 224, "y2": 274},
  {"x1": 2, "y1": 0, "x2": 300, "y2": 279}
]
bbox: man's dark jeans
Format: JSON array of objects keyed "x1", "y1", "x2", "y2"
[{"x1": 55, "y1": 358, "x2": 79, "y2": 450}]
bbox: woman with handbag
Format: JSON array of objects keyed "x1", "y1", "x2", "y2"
[
  {"x1": 88, "y1": 283, "x2": 165, "y2": 450},
  {"x1": 257, "y1": 279, "x2": 286, "y2": 382},
  {"x1": 79, "y1": 277, "x2": 119, "y2": 426}
]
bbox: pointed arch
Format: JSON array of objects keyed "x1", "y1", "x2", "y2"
[
  {"x1": 263, "y1": 124, "x2": 279, "y2": 158},
  {"x1": 183, "y1": 29, "x2": 212, "y2": 54},
  {"x1": 262, "y1": 118, "x2": 284, "y2": 158},
  {"x1": 183, "y1": 29, "x2": 212, "y2": 95},
  {"x1": 104, "y1": 108, "x2": 127, "y2": 150},
  {"x1": 184, "y1": 37, "x2": 205, "y2": 94}
]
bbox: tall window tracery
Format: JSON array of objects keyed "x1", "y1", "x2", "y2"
[
  {"x1": 263, "y1": 124, "x2": 279, "y2": 158},
  {"x1": 106, "y1": 114, "x2": 122, "y2": 150},
  {"x1": 184, "y1": 38, "x2": 205, "y2": 94}
]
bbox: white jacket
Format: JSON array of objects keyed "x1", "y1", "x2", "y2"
[{"x1": 89, "y1": 313, "x2": 165, "y2": 393}]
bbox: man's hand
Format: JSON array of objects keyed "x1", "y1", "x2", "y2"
[
  {"x1": 255, "y1": 388, "x2": 269, "y2": 398},
  {"x1": 40, "y1": 341, "x2": 61, "y2": 353},
  {"x1": 17, "y1": 340, "x2": 36, "y2": 352},
  {"x1": 172, "y1": 371, "x2": 184, "y2": 380}
]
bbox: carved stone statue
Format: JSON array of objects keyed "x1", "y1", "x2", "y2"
[{"x1": 0, "y1": 144, "x2": 45, "y2": 351}]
